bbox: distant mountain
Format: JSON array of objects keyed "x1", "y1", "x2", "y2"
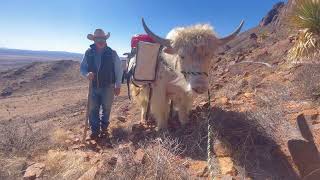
[
  {"x1": 0, "y1": 48, "x2": 83, "y2": 60},
  {"x1": 0, "y1": 48, "x2": 83, "y2": 71}
]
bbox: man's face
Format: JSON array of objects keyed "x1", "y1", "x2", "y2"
[{"x1": 94, "y1": 38, "x2": 107, "y2": 49}]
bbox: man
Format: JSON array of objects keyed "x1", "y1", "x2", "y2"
[
  {"x1": 80, "y1": 29, "x2": 122, "y2": 139},
  {"x1": 121, "y1": 57, "x2": 127, "y2": 84}
]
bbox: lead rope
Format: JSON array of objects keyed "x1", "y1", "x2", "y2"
[
  {"x1": 206, "y1": 89, "x2": 214, "y2": 179},
  {"x1": 207, "y1": 89, "x2": 220, "y2": 178}
]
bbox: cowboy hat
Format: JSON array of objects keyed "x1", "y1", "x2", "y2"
[{"x1": 87, "y1": 29, "x2": 110, "y2": 41}]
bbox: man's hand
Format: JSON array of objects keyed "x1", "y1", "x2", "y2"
[
  {"x1": 86, "y1": 72, "x2": 95, "y2": 81},
  {"x1": 114, "y1": 87, "x2": 121, "y2": 96}
]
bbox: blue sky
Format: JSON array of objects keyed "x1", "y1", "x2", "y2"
[{"x1": 0, "y1": 0, "x2": 285, "y2": 55}]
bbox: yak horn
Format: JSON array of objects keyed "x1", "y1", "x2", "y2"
[
  {"x1": 219, "y1": 20, "x2": 244, "y2": 44},
  {"x1": 142, "y1": 18, "x2": 172, "y2": 48}
]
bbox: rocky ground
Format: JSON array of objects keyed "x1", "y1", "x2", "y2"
[
  {"x1": 1, "y1": 1, "x2": 320, "y2": 179},
  {"x1": 0, "y1": 60, "x2": 212, "y2": 179}
]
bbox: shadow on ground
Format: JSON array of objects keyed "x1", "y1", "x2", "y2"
[{"x1": 163, "y1": 106, "x2": 300, "y2": 179}]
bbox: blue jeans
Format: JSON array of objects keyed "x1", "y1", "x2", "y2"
[{"x1": 89, "y1": 86, "x2": 114, "y2": 136}]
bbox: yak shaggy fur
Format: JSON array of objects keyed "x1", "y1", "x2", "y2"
[{"x1": 133, "y1": 24, "x2": 219, "y2": 130}]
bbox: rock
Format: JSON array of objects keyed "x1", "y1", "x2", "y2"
[
  {"x1": 23, "y1": 163, "x2": 45, "y2": 180},
  {"x1": 134, "y1": 149, "x2": 147, "y2": 164},
  {"x1": 117, "y1": 116, "x2": 126, "y2": 122},
  {"x1": 72, "y1": 112, "x2": 80, "y2": 117},
  {"x1": 132, "y1": 123, "x2": 144, "y2": 133},
  {"x1": 218, "y1": 157, "x2": 237, "y2": 176},
  {"x1": 236, "y1": 55, "x2": 245, "y2": 62},
  {"x1": 90, "y1": 154, "x2": 101, "y2": 165},
  {"x1": 118, "y1": 143, "x2": 132, "y2": 151},
  {"x1": 214, "y1": 141, "x2": 232, "y2": 157},
  {"x1": 260, "y1": 2, "x2": 285, "y2": 27},
  {"x1": 197, "y1": 166, "x2": 209, "y2": 177},
  {"x1": 1, "y1": 87, "x2": 13, "y2": 97},
  {"x1": 243, "y1": 92, "x2": 254, "y2": 98},
  {"x1": 108, "y1": 157, "x2": 117, "y2": 166},
  {"x1": 70, "y1": 144, "x2": 80, "y2": 150},
  {"x1": 249, "y1": 33, "x2": 258, "y2": 40},
  {"x1": 289, "y1": 35, "x2": 297, "y2": 43},
  {"x1": 89, "y1": 140, "x2": 96, "y2": 145},
  {"x1": 303, "y1": 109, "x2": 319, "y2": 121},
  {"x1": 65, "y1": 139, "x2": 72, "y2": 144},
  {"x1": 74, "y1": 138, "x2": 80, "y2": 143},
  {"x1": 184, "y1": 162, "x2": 191, "y2": 168},
  {"x1": 217, "y1": 97, "x2": 229, "y2": 105},
  {"x1": 77, "y1": 166, "x2": 98, "y2": 180}
]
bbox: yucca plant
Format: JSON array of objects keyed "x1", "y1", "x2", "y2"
[{"x1": 288, "y1": 0, "x2": 320, "y2": 60}]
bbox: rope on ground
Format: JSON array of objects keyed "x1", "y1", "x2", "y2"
[
  {"x1": 236, "y1": 61, "x2": 273, "y2": 68},
  {"x1": 206, "y1": 90, "x2": 219, "y2": 179}
]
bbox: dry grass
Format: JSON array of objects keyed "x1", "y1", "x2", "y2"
[
  {"x1": 0, "y1": 154, "x2": 27, "y2": 179},
  {"x1": 288, "y1": 0, "x2": 320, "y2": 60},
  {"x1": 102, "y1": 136, "x2": 190, "y2": 180},
  {"x1": 51, "y1": 128, "x2": 70, "y2": 144},
  {"x1": 44, "y1": 150, "x2": 91, "y2": 180}
]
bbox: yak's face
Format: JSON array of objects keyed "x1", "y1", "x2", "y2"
[
  {"x1": 176, "y1": 45, "x2": 215, "y2": 94},
  {"x1": 142, "y1": 18, "x2": 244, "y2": 94}
]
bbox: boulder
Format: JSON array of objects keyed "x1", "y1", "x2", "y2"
[
  {"x1": 218, "y1": 157, "x2": 238, "y2": 176},
  {"x1": 134, "y1": 148, "x2": 147, "y2": 164},
  {"x1": 23, "y1": 163, "x2": 45, "y2": 180},
  {"x1": 250, "y1": 33, "x2": 258, "y2": 40}
]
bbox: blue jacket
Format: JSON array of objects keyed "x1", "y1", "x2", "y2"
[{"x1": 80, "y1": 44, "x2": 122, "y2": 88}]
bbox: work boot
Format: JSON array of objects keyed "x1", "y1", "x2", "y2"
[
  {"x1": 100, "y1": 129, "x2": 109, "y2": 139},
  {"x1": 90, "y1": 133, "x2": 99, "y2": 140}
]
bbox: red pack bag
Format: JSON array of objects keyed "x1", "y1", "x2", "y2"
[{"x1": 131, "y1": 34, "x2": 155, "y2": 48}]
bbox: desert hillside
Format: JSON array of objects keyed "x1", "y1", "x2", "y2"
[{"x1": 1, "y1": 1, "x2": 320, "y2": 179}]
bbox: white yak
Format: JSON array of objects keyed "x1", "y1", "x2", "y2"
[{"x1": 131, "y1": 18, "x2": 244, "y2": 130}]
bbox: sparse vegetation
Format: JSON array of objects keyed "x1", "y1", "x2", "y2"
[
  {"x1": 0, "y1": 120, "x2": 41, "y2": 155},
  {"x1": 44, "y1": 150, "x2": 92, "y2": 179},
  {"x1": 0, "y1": 154, "x2": 27, "y2": 179},
  {"x1": 288, "y1": 0, "x2": 320, "y2": 59},
  {"x1": 104, "y1": 137, "x2": 189, "y2": 180},
  {"x1": 294, "y1": 64, "x2": 320, "y2": 100},
  {"x1": 51, "y1": 128, "x2": 70, "y2": 145},
  {"x1": 260, "y1": 31, "x2": 269, "y2": 40},
  {"x1": 2, "y1": 1, "x2": 320, "y2": 179}
]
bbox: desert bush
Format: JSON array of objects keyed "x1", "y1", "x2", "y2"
[
  {"x1": 0, "y1": 120, "x2": 41, "y2": 155},
  {"x1": 288, "y1": 0, "x2": 320, "y2": 59},
  {"x1": 104, "y1": 136, "x2": 190, "y2": 180},
  {"x1": 260, "y1": 31, "x2": 269, "y2": 40}
]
